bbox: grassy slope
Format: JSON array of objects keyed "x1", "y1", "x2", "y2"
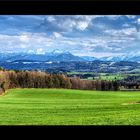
[{"x1": 0, "y1": 88, "x2": 140, "y2": 125}]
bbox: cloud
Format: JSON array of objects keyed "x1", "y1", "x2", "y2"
[
  {"x1": 36, "y1": 48, "x2": 45, "y2": 54},
  {"x1": 19, "y1": 35, "x2": 30, "y2": 43},
  {"x1": 28, "y1": 50, "x2": 35, "y2": 54},
  {"x1": 104, "y1": 27, "x2": 137, "y2": 37},
  {"x1": 20, "y1": 44, "x2": 27, "y2": 49},
  {"x1": 0, "y1": 27, "x2": 138, "y2": 56},
  {"x1": 52, "y1": 32, "x2": 63, "y2": 38},
  {"x1": 40, "y1": 15, "x2": 94, "y2": 32},
  {"x1": 137, "y1": 18, "x2": 140, "y2": 24},
  {"x1": 39, "y1": 15, "x2": 128, "y2": 33},
  {"x1": 125, "y1": 15, "x2": 136, "y2": 19},
  {"x1": 0, "y1": 32, "x2": 52, "y2": 53},
  {"x1": 47, "y1": 16, "x2": 56, "y2": 22},
  {"x1": 122, "y1": 23, "x2": 131, "y2": 28},
  {"x1": 0, "y1": 15, "x2": 140, "y2": 57}
]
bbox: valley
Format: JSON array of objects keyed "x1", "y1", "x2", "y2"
[{"x1": 0, "y1": 51, "x2": 140, "y2": 75}]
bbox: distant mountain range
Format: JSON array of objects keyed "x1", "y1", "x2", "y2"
[
  {"x1": 100, "y1": 54, "x2": 140, "y2": 62},
  {"x1": 0, "y1": 50, "x2": 140, "y2": 62}
]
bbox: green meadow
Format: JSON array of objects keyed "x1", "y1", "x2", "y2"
[{"x1": 0, "y1": 88, "x2": 140, "y2": 125}]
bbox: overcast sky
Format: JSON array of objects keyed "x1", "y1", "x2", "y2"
[{"x1": 0, "y1": 15, "x2": 140, "y2": 58}]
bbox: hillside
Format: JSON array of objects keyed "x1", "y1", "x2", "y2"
[{"x1": 0, "y1": 88, "x2": 140, "y2": 125}]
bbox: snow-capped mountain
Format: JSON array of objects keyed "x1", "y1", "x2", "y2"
[
  {"x1": 0, "y1": 50, "x2": 139, "y2": 62},
  {"x1": 81, "y1": 56, "x2": 98, "y2": 61},
  {"x1": 46, "y1": 49, "x2": 70, "y2": 56},
  {"x1": 100, "y1": 56, "x2": 126, "y2": 61},
  {"x1": 0, "y1": 50, "x2": 84, "y2": 62},
  {"x1": 100, "y1": 52, "x2": 140, "y2": 62}
]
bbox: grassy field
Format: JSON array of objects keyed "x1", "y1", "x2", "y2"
[
  {"x1": 67, "y1": 71, "x2": 140, "y2": 81},
  {"x1": 0, "y1": 88, "x2": 140, "y2": 125},
  {"x1": 100, "y1": 74, "x2": 124, "y2": 80}
]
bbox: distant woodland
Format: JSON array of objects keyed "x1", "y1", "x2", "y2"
[{"x1": 0, "y1": 68, "x2": 140, "y2": 94}]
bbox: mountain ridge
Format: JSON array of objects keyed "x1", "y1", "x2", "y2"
[{"x1": 0, "y1": 50, "x2": 140, "y2": 62}]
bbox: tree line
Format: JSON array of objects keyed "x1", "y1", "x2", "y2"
[{"x1": 0, "y1": 70, "x2": 121, "y2": 94}]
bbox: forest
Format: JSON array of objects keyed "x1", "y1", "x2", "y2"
[{"x1": 0, "y1": 69, "x2": 139, "y2": 94}]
